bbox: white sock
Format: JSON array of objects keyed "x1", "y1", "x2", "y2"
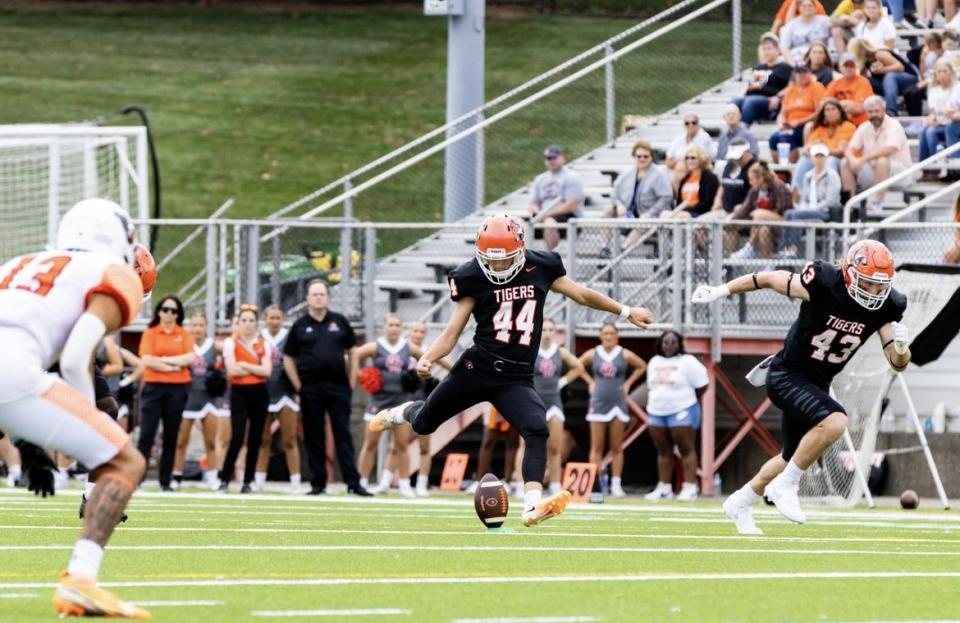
[
  {"x1": 781, "y1": 460, "x2": 805, "y2": 487},
  {"x1": 416, "y1": 474, "x2": 428, "y2": 489},
  {"x1": 611, "y1": 476, "x2": 623, "y2": 489},
  {"x1": 398, "y1": 479, "x2": 413, "y2": 492},
  {"x1": 254, "y1": 471, "x2": 267, "y2": 488},
  {"x1": 290, "y1": 474, "x2": 301, "y2": 487},
  {"x1": 379, "y1": 469, "x2": 394, "y2": 486},
  {"x1": 84, "y1": 481, "x2": 96, "y2": 497},
  {"x1": 523, "y1": 488, "x2": 542, "y2": 512},
  {"x1": 548, "y1": 482, "x2": 562, "y2": 495},
  {"x1": 657, "y1": 481, "x2": 672, "y2": 493},
  {"x1": 737, "y1": 483, "x2": 761, "y2": 505},
  {"x1": 236, "y1": 469, "x2": 244, "y2": 484},
  {"x1": 8, "y1": 464, "x2": 21, "y2": 481},
  {"x1": 680, "y1": 482, "x2": 697, "y2": 493},
  {"x1": 67, "y1": 539, "x2": 104, "y2": 579},
  {"x1": 359, "y1": 477, "x2": 368, "y2": 489}
]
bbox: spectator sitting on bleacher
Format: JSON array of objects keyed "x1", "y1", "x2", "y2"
[
  {"x1": 716, "y1": 105, "x2": 759, "y2": 161},
  {"x1": 942, "y1": 30, "x2": 960, "y2": 75},
  {"x1": 849, "y1": 37, "x2": 920, "y2": 116},
  {"x1": 793, "y1": 98, "x2": 856, "y2": 194},
  {"x1": 773, "y1": 0, "x2": 827, "y2": 36},
  {"x1": 919, "y1": 60, "x2": 960, "y2": 169},
  {"x1": 666, "y1": 114, "x2": 714, "y2": 185},
  {"x1": 841, "y1": 95, "x2": 915, "y2": 210},
  {"x1": 826, "y1": 52, "x2": 873, "y2": 125},
  {"x1": 733, "y1": 33, "x2": 794, "y2": 126},
  {"x1": 768, "y1": 64, "x2": 827, "y2": 164},
  {"x1": 830, "y1": 0, "x2": 869, "y2": 55},
  {"x1": 779, "y1": 0, "x2": 831, "y2": 65},
  {"x1": 598, "y1": 140, "x2": 673, "y2": 256},
  {"x1": 528, "y1": 144, "x2": 585, "y2": 252},
  {"x1": 664, "y1": 146, "x2": 719, "y2": 219},
  {"x1": 853, "y1": 0, "x2": 897, "y2": 49},
  {"x1": 714, "y1": 139, "x2": 757, "y2": 217},
  {"x1": 943, "y1": 193, "x2": 960, "y2": 263},
  {"x1": 805, "y1": 42, "x2": 836, "y2": 87},
  {"x1": 729, "y1": 161, "x2": 793, "y2": 261},
  {"x1": 781, "y1": 143, "x2": 843, "y2": 258}
]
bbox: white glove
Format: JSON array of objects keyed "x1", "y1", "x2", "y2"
[
  {"x1": 691, "y1": 284, "x2": 730, "y2": 304},
  {"x1": 892, "y1": 321, "x2": 909, "y2": 355}
]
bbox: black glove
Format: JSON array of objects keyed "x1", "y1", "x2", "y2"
[{"x1": 15, "y1": 440, "x2": 56, "y2": 498}]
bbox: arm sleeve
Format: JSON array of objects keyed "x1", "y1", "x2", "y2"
[
  {"x1": 692, "y1": 172, "x2": 720, "y2": 215},
  {"x1": 564, "y1": 172, "x2": 585, "y2": 201},
  {"x1": 544, "y1": 252, "x2": 567, "y2": 282},
  {"x1": 530, "y1": 176, "x2": 543, "y2": 204},
  {"x1": 343, "y1": 320, "x2": 357, "y2": 349},
  {"x1": 685, "y1": 355, "x2": 710, "y2": 389},
  {"x1": 800, "y1": 259, "x2": 832, "y2": 303},
  {"x1": 283, "y1": 326, "x2": 300, "y2": 357},
  {"x1": 611, "y1": 168, "x2": 632, "y2": 208},
  {"x1": 731, "y1": 188, "x2": 756, "y2": 220},
  {"x1": 448, "y1": 266, "x2": 472, "y2": 302}
]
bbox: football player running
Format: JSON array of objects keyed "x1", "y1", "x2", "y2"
[
  {"x1": 692, "y1": 240, "x2": 910, "y2": 534},
  {"x1": 369, "y1": 214, "x2": 653, "y2": 526},
  {"x1": 0, "y1": 199, "x2": 150, "y2": 619}
]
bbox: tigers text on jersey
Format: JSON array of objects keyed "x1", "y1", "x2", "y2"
[
  {"x1": 780, "y1": 259, "x2": 906, "y2": 384},
  {"x1": 448, "y1": 250, "x2": 566, "y2": 365},
  {"x1": 0, "y1": 250, "x2": 143, "y2": 369}
]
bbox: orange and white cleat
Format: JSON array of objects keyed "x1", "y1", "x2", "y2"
[
  {"x1": 367, "y1": 401, "x2": 413, "y2": 433},
  {"x1": 521, "y1": 490, "x2": 572, "y2": 527},
  {"x1": 52, "y1": 572, "x2": 151, "y2": 619}
]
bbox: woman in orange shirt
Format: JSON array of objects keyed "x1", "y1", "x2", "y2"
[
  {"x1": 794, "y1": 98, "x2": 856, "y2": 194},
  {"x1": 137, "y1": 295, "x2": 196, "y2": 491},
  {"x1": 218, "y1": 304, "x2": 273, "y2": 493},
  {"x1": 767, "y1": 65, "x2": 827, "y2": 164}
]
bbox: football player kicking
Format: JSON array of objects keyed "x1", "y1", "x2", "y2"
[
  {"x1": 692, "y1": 240, "x2": 910, "y2": 534},
  {"x1": 0, "y1": 199, "x2": 150, "y2": 619},
  {"x1": 370, "y1": 214, "x2": 653, "y2": 526}
]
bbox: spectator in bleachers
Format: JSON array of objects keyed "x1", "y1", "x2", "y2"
[
  {"x1": 528, "y1": 144, "x2": 584, "y2": 252},
  {"x1": 716, "y1": 104, "x2": 759, "y2": 161},
  {"x1": 915, "y1": 0, "x2": 939, "y2": 29},
  {"x1": 733, "y1": 33, "x2": 794, "y2": 125},
  {"x1": 714, "y1": 139, "x2": 757, "y2": 216},
  {"x1": 665, "y1": 114, "x2": 714, "y2": 182},
  {"x1": 919, "y1": 60, "x2": 960, "y2": 166},
  {"x1": 827, "y1": 52, "x2": 874, "y2": 126},
  {"x1": 849, "y1": 37, "x2": 920, "y2": 116},
  {"x1": 805, "y1": 42, "x2": 836, "y2": 87},
  {"x1": 779, "y1": 0, "x2": 831, "y2": 65},
  {"x1": 830, "y1": 0, "x2": 869, "y2": 55},
  {"x1": 729, "y1": 161, "x2": 793, "y2": 261},
  {"x1": 668, "y1": 146, "x2": 719, "y2": 219},
  {"x1": 600, "y1": 140, "x2": 673, "y2": 256},
  {"x1": 767, "y1": 64, "x2": 827, "y2": 164},
  {"x1": 943, "y1": 193, "x2": 960, "y2": 263},
  {"x1": 793, "y1": 98, "x2": 856, "y2": 193},
  {"x1": 773, "y1": 0, "x2": 827, "y2": 36},
  {"x1": 854, "y1": 0, "x2": 897, "y2": 49},
  {"x1": 841, "y1": 95, "x2": 915, "y2": 210},
  {"x1": 781, "y1": 143, "x2": 843, "y2": 258},
  {"x1": 942, "y1": 30, "x2": 960, "y2": 75}
]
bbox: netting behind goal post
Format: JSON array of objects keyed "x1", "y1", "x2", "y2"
[
  {"x1": 800, "y1": 265, "x2": 960, "y2": 506},
  {"x1": 0, "y1": 125, "x2": 149, "y2": 260}
]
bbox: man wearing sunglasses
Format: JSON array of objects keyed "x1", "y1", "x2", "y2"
[{"x1": 527, "y1": 144, "x2": 584, "y2": 252}]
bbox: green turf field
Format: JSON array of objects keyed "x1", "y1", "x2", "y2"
[{"x1": 1, "y1": 487, "x2": 958, "y2": 622}]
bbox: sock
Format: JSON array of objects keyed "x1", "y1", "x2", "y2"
[
  {"x1": 236, "y1": 469, "x2": 244, "y2": 484},
  {"x1": 359, "y1": 477, "x2": 368, "y2": 489},
  {"x1": 657, "y1": 481, "x2": 672, "y2": 493},
  {"x1": 548, "y1": 482, "x2": 562, "y2": 495},
  {"x1": 781, "y1": 460, "x2": 805, "y2": 487},
  {"x1": 67, "y1": 539, "x2": 104, "y2": 579},
  {"x1": 737, "y1": 483, "x2": 761, "y2": 505},
  {"x1": 416, "y1": 474, "x2": 428, "y2": 489},
  {"x1": 84, "y1": 481, "x2": 96, "y2": 497},
  {"x1": 379, "y1": 469, "x2": 394, "y2": 487},
  {"x1": 680, "y1": 482, "x2": 697, "y2": 493},
  {"x1": 255, "y1": 472, "x2": 267, "y2": 488},
  {"x1": 172, "y1": 471, "x2": 182, "y2": 483},
  {"x1": 611, "y1": 476, "x2": 623, "y2": 489},
  {"x1": 290, "y1": 474, "x2": 301, "y2": 487},
  {"x1": 398, "y1": 479, "x2": 413, "y2": 493},
  {"x1": 523, "y1": 488, "x2": 542, "y2": 512},
  {"x1": 8, "y1": 464, "x2": 21, "y2": 481}
]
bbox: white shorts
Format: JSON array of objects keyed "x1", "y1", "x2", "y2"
[
  {"x1": 0, "y1": 329, "x2": 127, "y2": 469},
  {"x1": 545, "y1": 405, "x2": 565, "y2": 423},
  {"x1": 268, "y1": 396, "x2": 300, "y2": 414},
  {"x1": 856, "y1": 159, "x2": 916, "y2": 189},
  {"x1": 183, "y1": 403, "x2": 221, "y2": 420},
  {"x1": 586, "y1": 407, "x2": 630, "y2": 423}
]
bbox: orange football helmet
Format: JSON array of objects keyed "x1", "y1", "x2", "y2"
[
  {"x1": 475, "y1": 214, "x2": 526, "y2": 284},
  {"x1": 842, "y1": 239, "x2": 894, "y2": 310},
  {"x1": 133, "y1": 243, "x2": 157, "y2": 298}
]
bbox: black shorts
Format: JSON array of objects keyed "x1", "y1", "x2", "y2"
[
  {"x1": 532, "y1": 212, "x2": 575, "y2": 240},
  {"x1": 766, "y1": 359, "x2": 845, "y2": 462}
]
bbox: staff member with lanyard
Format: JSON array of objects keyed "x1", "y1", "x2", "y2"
[
  {"x1": 137, "y1": 295, "x2": 195, "y2": 491},
  {"x1": 283, "y1": 280, "x2": 371, "y2": 496}
]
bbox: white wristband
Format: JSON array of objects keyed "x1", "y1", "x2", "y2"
[
  {"x1": 718, "y1": 285, "x2": 731, "y2": 298},
  {"x1": 618, "y1": 303, "x2": 630, "y2": 321},
  {"x1": 558, "y1": 377, "x2": 569, "y2": 390}
]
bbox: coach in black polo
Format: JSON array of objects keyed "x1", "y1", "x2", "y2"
[{"x1": 283, "y1": 279, "x2": 372, "y2": 496}]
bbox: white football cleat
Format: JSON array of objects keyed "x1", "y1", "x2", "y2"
[
  {"x1": 610, "y1": 483, "x2": 627, "y2": 498},
  {"x1": 367, "y1": 401, "x2": 413, "y2": 433},
  {"x1": 675, "y1": 485, "x2": 698, "y2": 502},
  {"x1": 398, "y1": 483, "x2": 416, "y2": 499},
  {"x1": 763, "y1": 477, "x2": 806, "y2": 524},
  {"x1": 644, "y1": 486, "x2": 674, "y2": 502},
  {"x1": 722, "y1": 495, "x2": 763, "y2": 535}
]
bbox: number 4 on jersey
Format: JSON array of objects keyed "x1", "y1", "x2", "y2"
[{"x1": 493, "y1": 300, "x2": 537, "y2": 346}]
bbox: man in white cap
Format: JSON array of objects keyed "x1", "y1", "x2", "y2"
[{"x1": 716, "y1": 104, "x2": 759, "y2": 161}]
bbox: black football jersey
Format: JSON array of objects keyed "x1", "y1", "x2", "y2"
[
  {"x1": 448, "y1": 250, "x2": 566, "y2": 365},
  {"x1": 780, "y1": 260, "x2": 906, "y2": 385}
]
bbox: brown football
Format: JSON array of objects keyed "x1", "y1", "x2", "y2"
[
  {"x1": 474, "y1": 473, "x2": 509, "y2": 528},
  {"x1": 900, "y1": 489, "x2": 919, "y2": 510}
]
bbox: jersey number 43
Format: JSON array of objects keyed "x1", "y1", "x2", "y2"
[
  {"x1": 0, "y1": 255, "x2": 71, "y2": 297},
  {"x1": 810, "y1": 329, "x2": 861, "y2": 364}
]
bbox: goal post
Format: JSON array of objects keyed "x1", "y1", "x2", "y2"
[{"x1": 0, "y1": 124, "x2": 149, "y2": 260}]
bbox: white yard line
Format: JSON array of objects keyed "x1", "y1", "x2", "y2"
[
  {"x1": 130, "y1": 600, "x2": 223, "y2": 607},
  {"x1": 250, "y1": 608, "x2": 411, "y2": 617},
  {"x1": 0, "y1": 593, "x2": 39, "y2": 599},
  {"x1": 2, "y1": 544, "x2": 959, "y2": 557},
  {"x1": 651, "y1": 517, "x2": 959, "y2": 531},
  {"x1": 3, "y1": 571, "x2": 960, "y2": 590},
  {"x1": 452, "y1": 617, "x2": 600, "y2": 623}
]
